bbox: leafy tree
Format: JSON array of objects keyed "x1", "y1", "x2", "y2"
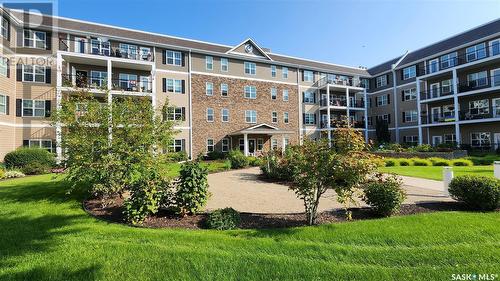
[
  {"x1": 176, "y1": 160, "x2": 210, "y2": 215},
  {"x1": 53, "y1": 91, "x2": 176, "y2": 198},
  {"x1": 375, "y1": 119, "x2": 391, "y2": 143}
]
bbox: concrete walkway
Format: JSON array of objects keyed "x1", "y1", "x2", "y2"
[{"x1": 206, "y1": 167, "x2": 452, "y2": 214}]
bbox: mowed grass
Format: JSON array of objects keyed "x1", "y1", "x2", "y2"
[
  {"x1": 0, "y1": 175, "x2": 499, "y2": 281},
  {"x1": 161, "y1": 159, "x2": 231, "y2": 177},
  {"x1": 379, "y1": 165, "x2": 495, "y2": 181}
]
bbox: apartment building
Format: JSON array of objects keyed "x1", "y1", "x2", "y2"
[{"x1": 0, "y1": 8, "x2": 498, "y2": 160}]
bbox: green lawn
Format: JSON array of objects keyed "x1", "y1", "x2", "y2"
[
  {"x1": 379, "y1": 165, "x2": 495, "y2": 181},
  {"x1": 161, "y1": 160, "x2": 231, "y2": 177},
  {"x1": 0, "y1": 175, "x2": 499, "y2": 280}
]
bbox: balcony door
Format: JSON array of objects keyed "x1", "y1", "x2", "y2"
[
  {"x1": 495, "y1": 133, "x2": 500, "y2": 150},
  {"x1": 493, "y1": 98, "x2": 500, "y2": 118},
  {"x1": 432, "y1": 136, "x2": 442, "y2": 146},
  {"x1": 431, "y1": 107, "x2": 441, "y2": 123},
  {"x1": 430, "y1": 83, "x2": 440, "y2": 98},
  {"x1": 491, "y1": 68, "x2": 500, "y2": 87},
  {"x1": 428, "y1": 58, "x2": 439, "y2": 74},
  {"x1": 74, "y1": 37, "x2": 86, "y2": 53}
]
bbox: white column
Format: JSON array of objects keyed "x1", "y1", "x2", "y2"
[
  {"x1": 364, "y1": 89, "x2": 369, "y2": 143},
  {"x1": 416, "y1": 78, "x2": 423, "y2": 144},
  {"x1": 151, "y1": 59, "x2": 156, "y2": 108},
  {"x1": 345, "y1": 87, "x2": 350, "y2": 127},
  {"x1": 326, "y1": 85, "x2": 332, "y2": 145},
  {"x1": 107, "y1": 60, "x2": 113, "y2": 144},
  {"x1": 243, "y1": 133, "x2": 248, "y2": 156},
  {"x1": 282, "y1": 136, "x2": 286, "y2": 153},
  {"x1": 452, "y1": 69, "x2": 461, "y2": 146},
  {"x1": 55, "y1": 53, "x2": 63, "y2": 163}
]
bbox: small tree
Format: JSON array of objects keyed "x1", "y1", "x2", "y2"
[
  {"x1": 176, "y1": 160, "x2": 210, "y2": 215},
  {"x1": 375, "y1": 119, "x2": 391, "y2": 143}
]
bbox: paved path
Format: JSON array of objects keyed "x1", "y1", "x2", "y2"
[{"x1": 206, "y1": 167, "x2": 452, "y2": 214}]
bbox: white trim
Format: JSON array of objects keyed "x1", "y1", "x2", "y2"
[
  {"x1": 0, "y1": 121, "x2": 52, "y2": 128},
  {"x1": 226, "y1": 38, "x2": 274, "y2": 61},
  {"x1": 191, "y1": 71, "x2": 297, "y2": 86},
  {"x1": 155, "y1": 68, "x2": 189, "y2": 75}
]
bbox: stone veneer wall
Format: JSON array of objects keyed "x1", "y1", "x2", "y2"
[{"x1": 191, "y1": 74, "x2": 299, "y2": 156}]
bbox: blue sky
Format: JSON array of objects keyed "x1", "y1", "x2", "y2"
[{"x1": 56, "y1": 0, "x2": 499, "y2": 69}]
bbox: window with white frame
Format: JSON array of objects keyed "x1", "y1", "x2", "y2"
[
  {"x1": 166, "y1": 107, "x2": 185, "y2": 121},
  {"x1": 245, "y1": 110, "x2": 257, "y2": 123},
  {"x1": 444, "y1": 134, "x2": 456, "y2": 144},
  {"x1": 271, "y1": 111, "x2": 278, "y2": 123},
  {"x1": 0, "y1": 57, "x2": 7, "y2": 77},
  {"x1": 166, "y1": 50, "x2": 182, "y2": 66},
  {"x1": 207, "y1": 139, "x2": 215, "y2": 152},
  {"x1": 304, "y1": 113, "x2": 316, "y2": 125},
  {"x1": 244, "y1": 62, "x2": 256, "y2": 75},
  {"x1": 0, "y1": 94, "x2": 6, "y2": 114},
  {"x1": 1, "y1": 17, "x2": 8, "y2": 39},
  {"x1": 283, "y1": 138, "x2": 289, "y2": 149},
  {"x1": 282, "y1": 89, "x2": 289, "y2": 101},
  {"x1": 282, "y1": 67, "x2": 288, "y2": 79},
  {"x1": 165, "y1": 79, "x2": 183, "y2": 93},
  {"x1": 441, "y1": 79, "x2": 452, "y2": 94},
  {"x1": 377, "y1": 95, "x2": 388, "y2": 106},
  {"x1": 222, "y1": 138, "x2": 230, "y2": 152},
  {"x1": 403, "y1": 88, "x2": 417, "y2": 101},
  {"x1": 303, "y1": 91, "x2": 315, "y2": 103},
  {"x1": 428, "y1": 58, "x2": 439, "y2": 74},
  {"x1": 376, "y1": 75, "x2": 387, "y2": 87},
  {"x1": 440, "y1": 52, "x2": 457, "y2": 69},
  {"x1": 221, "y1": 83, "x2": 228, "y2": 97},
  {"x1": 28, "y1": 139, "x2": 52, "y2": 152},
  {"x1": 206, "y1": 108, "x2": 214, "y2": 122},
  {"x1": 471, "y1": 132, "x2": 490, "y2": 147},
  {"x1": 404, "y1": 110, "x2": 417, "y2": 123},
  {"x1": 22, "y1": 99, "x2": 45, "y2": 117},
  {"x1": 205, "y1": 56, "x2": 213, "y2": 70},
  {"x1": 118, "y1": 73, "x2": 138, "y2": 90},
  {"x1": 403, "y1": 135, "x2": 418, "y2": 146},
  {"x1": 221, "y1": 108, "x2": 229, "y2": 122},
  {"x1": 467, "y1": 71, "x2": 488, "y2": 88},
  {"x1": 491, "y1": 68, "x2": 500, "y2": 87},
  {"x1": 220, "y1": 58, "x2": 228, "y2": 72},
  {"x1": 466, "y1": 43, "x2": 487, "y2": 62},
  {"x1": 403, "y1": 65, "x2": 416, "y2": 80},
  {"x1": 90, "y1": 71, "x2": 107, "y2": 88},
  {"x1": 206, "y1": 82, "x2": 213, "y2": 96},
  {"x1": 271, "y1": 139, "x2": 278, "y2": 150},
  {"x1": 469, "y1": 99, "x2": 489, "y2": 115},
  {"x1": 169, "y1": 139, "x2": 185, "y2": 152},
  {"x1": 257, "y1": 139, "x2": 263, "y2": 151},
  {"x1": 271, "y1": 88, "x2": 277, "y2": 100},
  {"x1": 271, "y1": 65, "x2": 276, "y2": 77},
  {"x1": 443, "y1": 104, "x2": 455, "y2": 119},
  {"x1": 24, "y1": 29, "x2": 46, "y2": 48},
  {"x1": 490, "y1": 39, "x2": 500, "y2": 57},
  {"x1": 283, "y1": 112, "x2": 289, "y2": 124},
  {"x1": 238, "y1": 139, "x2": 245, "y2": 151},
  {"x1": 23, "y1": 65, "x2": 45, "y2": 83},
  {"x1": 119, "y1": 43, "x2": 138, "y2": 59},
  {"x1": 378, "y1": 114, "x2": 390, "y2": 123},
  {"x1": 244, "y1": 86, "x2": 257, "y2": 99},
  {"x1": 303, "y1": 70, "x2": 313, "y2": 82},
  {"x1": 90, "y1": 39, "x2": 110, "y2": 56}
]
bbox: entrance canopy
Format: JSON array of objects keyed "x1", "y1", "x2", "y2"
[{"x1": 228, "y1": 123, "x2": 294, "y2": 136}]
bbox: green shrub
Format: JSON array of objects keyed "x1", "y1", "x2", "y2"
[
  {"x1": 384, "y1": 158, "x2": 398, "y2": 167},
  {"x1": 206, "y1": 150, "x2": 226, "y2": 160},
  {"x1": 448, "y1": 176, "x2": 500, "y2": 210},
  {"x1": 385, "y1": 143, "x2": 404, "y2": 152},
  {"x1": 227, "y1": 150, "x2": 249, "y2": 169},
  {"x1": 411, "y1": 158, "x2": 431, "y2": 166},
  {"x1": 205, "y1": 207, "x2": 241, "y2": 230},
  {"x1": 0, "y1": 168, "x2": 5, "y2": 179},
  {"x1": 21, "y1": 162, "x2": 51, "y2": 175},
  {"x1": 247, "y1": 156, "x2": 263, "y2": 167},
  {"x1": 176, "y1": 161, "x2": 210, "y2": 215},
  {"x1": 467, "y1": 155, "x2": 500, "y2": 165},
  {"x1": 4, "y1": 170, "x2": 26, "y2": 179},
  {"x1": 410, "y1": 144, "x2": 434, "y2": 152},
  {"x1": 164, "y1": 151, "x2": 188, "y2": 162},
  {"x1": 4, "y1": 148, "x2": 55, "y2": 173},
  {"x1": 260, "y1": 150, "x2": 295, "y2": 181},
  {"x1": 398, "y1": 159, "x2": 411, "y2": 166},
  {"x1": 451, "y1": 159, "x2": 473, "y2": 166},
  {"x1": 428, "y1": 157, "x2": 451, "y2": 166},
  {"x1": 363, "y1": 174, "x2": 406, "y2": 216}
]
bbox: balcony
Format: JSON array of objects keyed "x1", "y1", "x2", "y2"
[
  {"x1": 61, "y1": 74, "x2": 152, "y2": 94},
  {"x1": 420, "y1": 86, "x2": 454, "y2": 101},
  {"x1": 319, "y1": 98, "x2": 365, "y2": 108},
  {"x1": 418, "y1": 45, "x2": 499, "y2": 75},
  {"x1": 112, "y1": 79, "x2": 152, "y2": 94},
  {"x1": 421, "y1": 112, "x2": 456, "y2": 125},
  {"x1": 59, "y1": 38, "x2": 154, "y2": 62},
  {"x1": 458, "y1": 74, "x2": 500, "y2": 93},
  {"x1": 315, "y1": 76, "x2": 366, "y2": 89},
  {"x1": 459, "y1": 109, "x2": 500, "y2": 121},
  {"x1": 320, "y1": 120, "x2": 365, "y2": 129}
]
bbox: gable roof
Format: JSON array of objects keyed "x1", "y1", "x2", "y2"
[{"x1": 226, "y1": 38, "x2": 273, "y2": 60}]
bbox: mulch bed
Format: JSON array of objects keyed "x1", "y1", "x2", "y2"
[{"x1": 83, "y1": 196, "x2": 475, "y2": 229}]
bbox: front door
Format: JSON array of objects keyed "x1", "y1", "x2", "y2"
[
  {"x1": 494, "y1": 133, "x2": 500, "y2": 150},
  {"x1": 432, "y1": 136, "x2": 442, "y2": 146},
  {"x1": 75, "y1": 70, "x2": 88, "y2": 87},
  {"x1": 248, "y1": 139, "x2": 256, "y2": 156}
]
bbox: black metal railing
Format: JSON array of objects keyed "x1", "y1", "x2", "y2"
[
  {"x1": 458, "y1": 74, "x2": 500, "y2": 93},
  {"x1": 319, "y1": 98, "x2": 365, "y2": 107},
  {"x1": 315, "y1": 76, "x2": 368, "y2": 88},
  {"x1": 418, "y1": 45, "x2": 499, "y2": 75},
  {"x1": 320, "y1": 120, "x2": 365, "y2": 129},
  {"x1": 59, "y1": 38, "x2": 154, "y2": 62},
  {"x1": 420, "y1": 112, "x2": 457, "y2": 124},
  {"x1": 459, "y1": 109, "x2": 500, "y2": 121},
  {"x1": 420, "y1": 86, "x2": 454, "y2": 100},
  {"x1": 61, "y1": 74, "x2": 108, "y2": 90},
  {"x1": 111, "y1": 79, "x2": 152, "y2": 93}
]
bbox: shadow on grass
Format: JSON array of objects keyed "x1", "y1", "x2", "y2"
[{"x1": 0, "y1": 265, "x2": 101, "y2": 281}]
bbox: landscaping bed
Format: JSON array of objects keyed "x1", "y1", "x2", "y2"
[{"x1": 84, "y1": 196, "x2": 475, "y2": 229}]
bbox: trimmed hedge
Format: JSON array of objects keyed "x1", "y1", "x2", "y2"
[
  {"x1": 428, "y1": 157, "x2": 451, "y2": 166},
  {"x1": 205, "y1": 207, "x2": 241, "y2": 230},
  {"x1": 382, "y1": 157, "x2": 475, "y2": 167},
  {"x1": 411, "y1": 158, "x2": 432, "y2": 166},
  {"x1": 384, "y1": 159, "x2": 397, "y2": 167},
  {"x1": 4, "y1": 148, "x2": 55, "y2": 174},
  {"x1": 448, "y1": 175, "x2": 500, "y2": 210},
  {"x1": 451, "y1": 159, "x2": 473, "y2": 166},
  {"x1": 398, "y1": 159, "x2": 411, "y2": 166}
]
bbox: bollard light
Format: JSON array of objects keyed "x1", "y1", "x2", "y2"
[
  {"x1": 442, "y1": 167, "x2": 454, "y2": 197},
  {"x1": 494, "y1": 161, "x2": 500, "y2": 179}
]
